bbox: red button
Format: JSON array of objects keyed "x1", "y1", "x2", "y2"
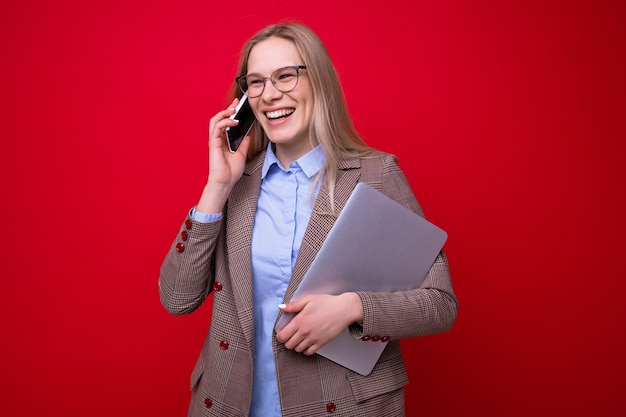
[
  {"x1": 204, "y1": 397, "x2": 212, "y2": 408},
  {"x1": 185, "y1": 219, "x2": 192, "y2": 230},
  {"x1": 213, "y1": 282, "x2": 223, "y2": 291},
  {"x1": 326, "y1": 402, "x2": 336, "y2": 413},
  {"x1": 361, "y1": 335, "x2": 371, "y2": 341},
  {"x1": 175, "y1": 243, "x2": 185, "y2": 253},
  {"x1": 219, "y1": 340, "x2": 229, "y2": 350},
  {"x1": 381, "y1": 336, "x2": 391, "y2": 342},
  {"x1": 371, "y1": 335, "x2": 381, "y2": 342},
  {"x1": 181, "y1": 230, "x2": 189, "y2": 241}
]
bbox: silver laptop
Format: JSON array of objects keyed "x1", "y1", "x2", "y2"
[{"x1": 274, "y1": 182, "x2": 447, "y2": 375}]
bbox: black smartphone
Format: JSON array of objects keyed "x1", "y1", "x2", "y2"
[{"x1": 226, "y1": 92, "x2": 256, "y2": 152}]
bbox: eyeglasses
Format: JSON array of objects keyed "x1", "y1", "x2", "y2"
[{"x1": 236, "y1": 65, "x2": 307, "y2": 98}]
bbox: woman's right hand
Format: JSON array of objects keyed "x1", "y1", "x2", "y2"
[{"x1": 197, "y1": 98, "x2": 252, "y2": 214}]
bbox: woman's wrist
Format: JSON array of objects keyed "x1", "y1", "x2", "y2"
[
  {"x1": 197, "y1": 182, "x2": 231, "y2": 214},
  {"x1": 341, "y1": 292, "x2": 364, "y2": 325}
]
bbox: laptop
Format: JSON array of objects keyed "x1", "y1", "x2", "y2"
[{"x1": 274, "y1": 182, "x2": 448, "y2": 375}]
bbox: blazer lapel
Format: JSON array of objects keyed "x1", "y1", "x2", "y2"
[
  {"x1": 283, "y1": 153, "x2": 362, "y2": 303},
  {"x1": 225, "y1": 151, "x2": 265, "y2": 355}
]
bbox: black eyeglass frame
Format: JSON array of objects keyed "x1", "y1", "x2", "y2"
[{"x1": 236, "y1": 65, "x2": 308, "y2": 98}]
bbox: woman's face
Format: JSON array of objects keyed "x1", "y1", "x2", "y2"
[{"x1": 246, "y1": 37, "x2": 314, "y2": 160}]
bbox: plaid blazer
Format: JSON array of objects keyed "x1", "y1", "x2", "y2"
[{"x1": 159, "y1": 149, "x2": 458, "y2": 417}]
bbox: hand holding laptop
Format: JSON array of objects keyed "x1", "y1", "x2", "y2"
[{"x1": 275, "y1": 292, "x2": 363, "y2": 356}]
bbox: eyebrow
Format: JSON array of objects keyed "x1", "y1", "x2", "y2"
[{"x1": 244, "y1": 66, "x2": 300, "y2": 77}]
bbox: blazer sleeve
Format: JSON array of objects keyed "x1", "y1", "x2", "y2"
[
  {"x1": 158, "y1": 214, "x2": 223, "y2": 315},
  {"x1": 353, "y1": 153, "x2": 458, "y2": 340}
]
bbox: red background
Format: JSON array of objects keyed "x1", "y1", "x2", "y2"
[{"x1": 1, "y1": 1, "x2": 625, "y2": 416}]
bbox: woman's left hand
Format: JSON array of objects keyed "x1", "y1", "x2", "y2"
[{"x1": 276, "y1": 292, "x2": 363, "y2": 356}]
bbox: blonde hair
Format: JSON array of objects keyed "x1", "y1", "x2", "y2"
[{"x1": 232, "y1": 22, "x2": 372, "y2": 205}]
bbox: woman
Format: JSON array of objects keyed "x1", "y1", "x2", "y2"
[{"x1": 159, "y1": 22, "x2": 458, "y2": 417}]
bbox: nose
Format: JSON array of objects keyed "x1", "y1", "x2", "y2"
[{"x1": 261, "y1": 78, "x2": 282, "y2": 101}]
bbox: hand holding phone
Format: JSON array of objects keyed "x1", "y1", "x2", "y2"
[{"x1": 226, "y1": 92, "x2": 256, "y2": 153}]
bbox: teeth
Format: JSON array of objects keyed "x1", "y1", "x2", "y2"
[{"x1": 266, "y1": 108, "x2": 295, "y2": 119}]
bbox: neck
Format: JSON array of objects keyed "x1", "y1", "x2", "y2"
[{"x1": 274, "y1": 141, "x2": 314, "y2": 168}]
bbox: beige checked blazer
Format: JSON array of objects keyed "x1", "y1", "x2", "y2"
[{"x1": 159, "y1": 149, "x2": 458, "y2": 417}]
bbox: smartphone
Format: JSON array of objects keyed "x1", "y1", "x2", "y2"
[{"x1": 226, "y1": 92, "x2": 256, "y2": 153}]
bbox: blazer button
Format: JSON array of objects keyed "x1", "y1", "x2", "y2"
[
  {"x1": 181, "y1": 230, "x2": 189, "y2": 241},
  {"x1": 219, "y1": 340, "x2": 229, "y2": 350},
  {"x1": 213, "y1": 281, "x2": 223, "y2": 291},
  {"x1": 371, "y1": 335, "x2": 381, "y2": 342},
  {"x1": 175, "y1": 243, "x2": 185, "y2": 253},
  {"x1": 204, "y1": 397, "x2": 212, "y2": 408},
  {"x1": 381, "y1": 336, "x2": 391, "y2": 342},
  {"x1": 185, "y1": 219, "x2": 192, "y2": 230},
  {"x1": 326, "y1": 402, "x2": 336, "y2": 413},
  {"x1": 361, "y1": 335, "x2": 371, "y2": 341}
]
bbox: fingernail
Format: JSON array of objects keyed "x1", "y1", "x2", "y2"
[{"x1": 278, "y1": 304, "x2": 287, "y2": 309}]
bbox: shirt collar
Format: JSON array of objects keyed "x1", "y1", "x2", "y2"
[{"x1": 261, "y1": 143, "x2": 326, "y2": 179}]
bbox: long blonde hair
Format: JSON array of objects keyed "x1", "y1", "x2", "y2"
[{"x1": 232, "y1": 22, "x2": 372, "y2": 203}]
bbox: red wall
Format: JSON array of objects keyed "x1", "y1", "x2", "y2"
[{"x1": 1, "y1": 1, "x2": 624, "y2": 416}]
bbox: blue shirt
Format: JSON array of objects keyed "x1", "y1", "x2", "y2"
[{"x1": 192, "y1": 144, "x2": 325, "y2": 416}]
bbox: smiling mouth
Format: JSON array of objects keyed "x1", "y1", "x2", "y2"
[{"x1": 265, "y1": 108, "x2": 295, "y2": 120}]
